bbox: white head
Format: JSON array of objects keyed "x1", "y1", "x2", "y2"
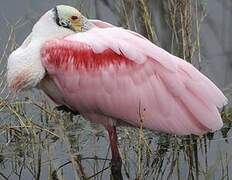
[
  {"x1": 7, "y1": 5, "x2": 93, "y2": 92},
  {"x1": 32, "y1": 5, "x2": 94, "y2": 39},
  {"x1": 54, "y1": 5, "x2": 89, "y2": 32}
]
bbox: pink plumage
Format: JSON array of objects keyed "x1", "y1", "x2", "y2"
[
  {"x1": 41, "y1": 25, "x2": 227, "y2": 135},
  {"x1": 7, "y1": 6, "x2": 228, "y2": 178}
]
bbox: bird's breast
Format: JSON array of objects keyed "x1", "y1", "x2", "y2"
[{"x1": 7, "y1": 41, "x2": 46, "y2": 92}]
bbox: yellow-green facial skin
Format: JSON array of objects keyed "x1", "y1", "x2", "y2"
[{"x1": 54, "y1": 5, "x2": 84, "y2": 32}]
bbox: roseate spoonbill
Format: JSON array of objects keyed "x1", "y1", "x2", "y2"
[{"x1": 7, "y1": 5, "x2": 227, "y2": 179}]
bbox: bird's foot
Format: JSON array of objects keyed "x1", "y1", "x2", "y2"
[
  {"x1": 55, "y1": 105, "x2": 80, "y2": 115},
  {"x1": 110, "y1": 157, "x2": 123, "y2": 180}
]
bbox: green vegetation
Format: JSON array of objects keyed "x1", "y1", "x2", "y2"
[{"x1": 0, "y1": 0, "x2": 231, "y2": 179}]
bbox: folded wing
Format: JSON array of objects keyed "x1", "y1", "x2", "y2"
[{"x1": 41, "y1": 27, "x2": 227, "y2": 135}]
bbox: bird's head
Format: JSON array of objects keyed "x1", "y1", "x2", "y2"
[
  {"x1": 53, "y1": 5, "x2": 92, "y2": 32},
  {"x1": 32, "y1": 5, "x2": 94, "y2": 39}
]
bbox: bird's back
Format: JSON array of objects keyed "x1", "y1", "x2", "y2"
[{"x1": 41, "y1": 27, "x2": 227, "y2": 135}]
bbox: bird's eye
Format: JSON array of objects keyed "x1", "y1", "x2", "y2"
[{"x1": 71, "y1": 16, "x2": 79, "y2": 20}]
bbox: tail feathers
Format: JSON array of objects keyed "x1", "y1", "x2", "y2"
[
  {"x1": 180, "y1": 85, "x2": 223, "y2": 132},
  {"x1": 157, "y1": 58, "x2": 227, "y2": 134},
  {"x1": 176, "y1": 58, "x2": 228, "y2": 108}
]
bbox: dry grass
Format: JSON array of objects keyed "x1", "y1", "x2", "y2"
[{"x1": 0, "y1": 1, "x2": 231, "y2": 180}]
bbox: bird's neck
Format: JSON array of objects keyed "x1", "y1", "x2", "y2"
[
  {"x1": 32, "y1": 11, "x2": 74, "y2": 42},
  {"x1": 32, "y1": 11, "x2": 95, "y2": 42}
]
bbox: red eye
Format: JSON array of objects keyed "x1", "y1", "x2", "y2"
[{"x1": 71, "y1": 16, "x2": 78, "y2": 20}]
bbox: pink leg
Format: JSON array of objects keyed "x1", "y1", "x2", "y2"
[{"x1": 106, "y1": 125, "x2": 123, "y2": 180}]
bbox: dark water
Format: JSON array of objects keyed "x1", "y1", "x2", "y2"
[{"x1": 0, "y1": 1, "x2": 232, "y2": 179}]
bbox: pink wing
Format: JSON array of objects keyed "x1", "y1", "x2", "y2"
[
  {"x1": 89, "y1": 19, "x2": 115, "y2": 28},
  {"x1": 41, "y1": 27, "x2": 227, "y2": 135}
]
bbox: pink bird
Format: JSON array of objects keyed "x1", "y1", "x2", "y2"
[{"x1": 7, "y1": 5, "x2": 227, "y2": 178}]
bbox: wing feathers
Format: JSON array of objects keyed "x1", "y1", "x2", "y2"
[
  {"x1": 64, "y1": 28, "x2": 177, "y2": 70},
  {"x1": 41, "y1": 27, "x2": 227, "y2": 135}
]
